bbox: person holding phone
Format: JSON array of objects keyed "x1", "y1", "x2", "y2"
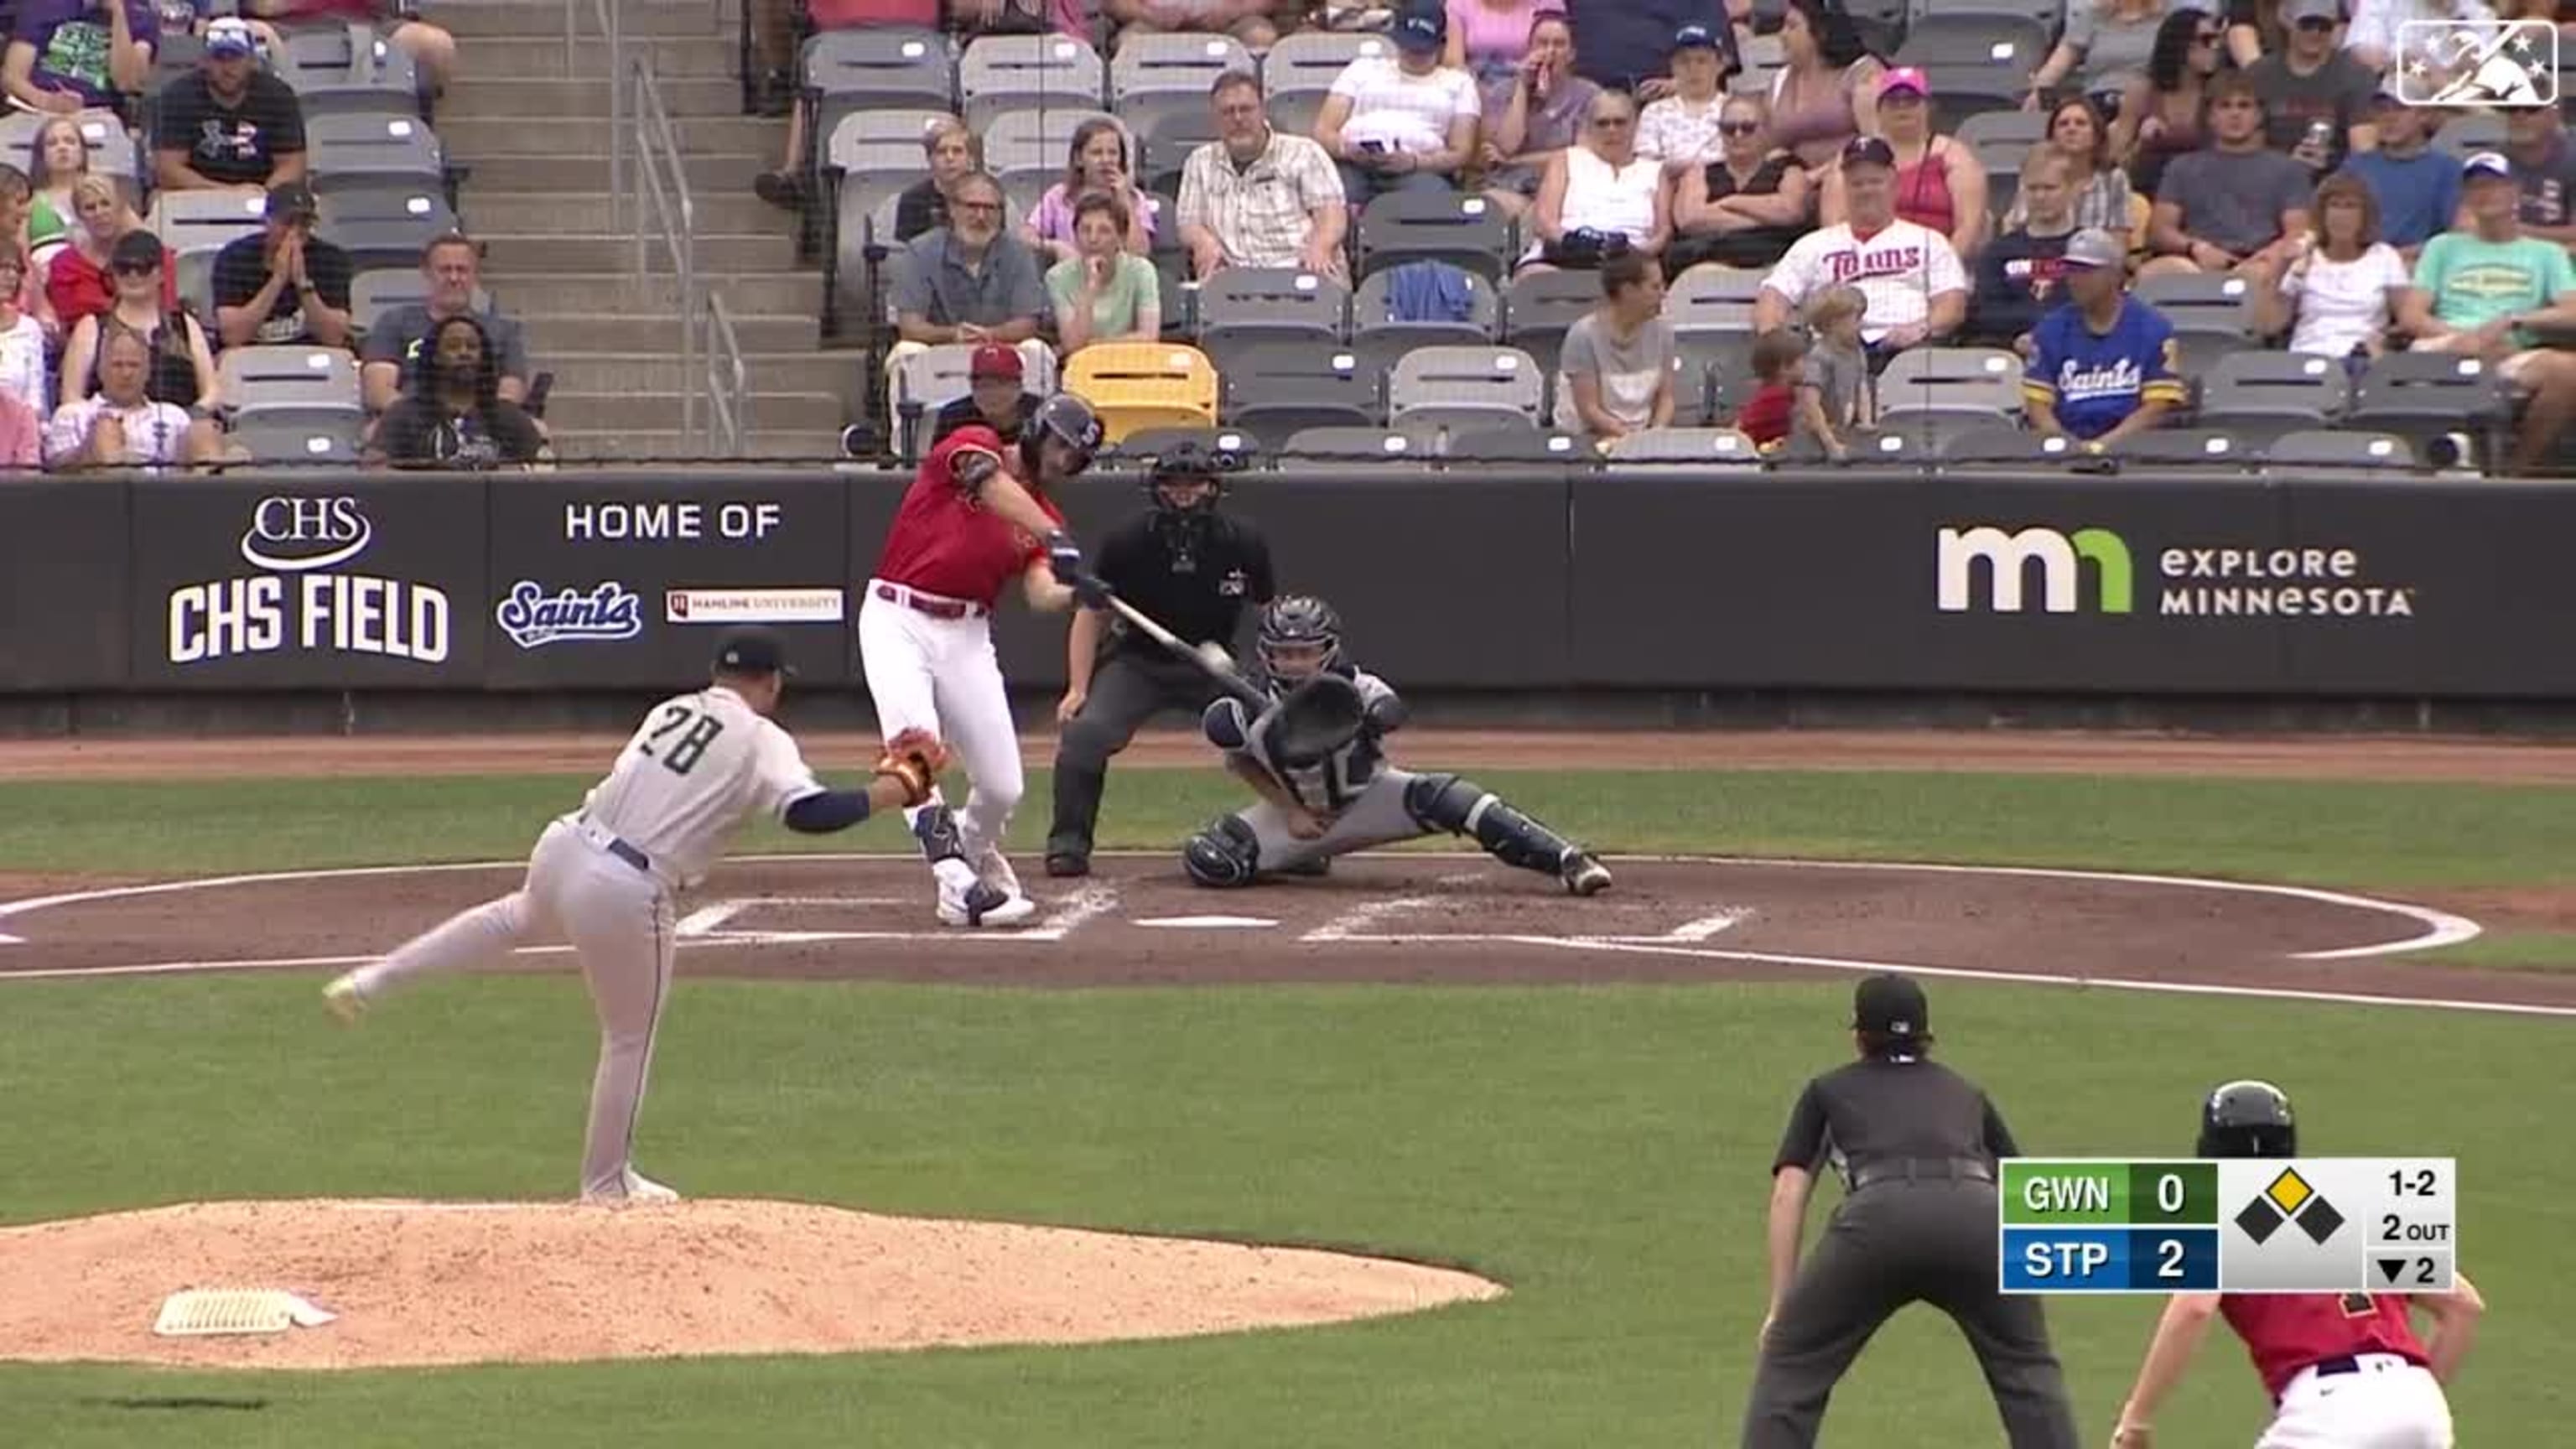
[{"x1": 1312, "y1": 0, "x2": 1481, "y2": 208}]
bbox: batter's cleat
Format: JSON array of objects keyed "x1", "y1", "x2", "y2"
[
  {"x1": 1044, "y1": 853, "x2": 1090, "y2": 878},
  {"x1": 973, "y1": 844, "x2": 1024, "y2": 898},
  {"x1": 585, "y1": 1169, "x2": 680, "y2": 1206},
  {"x1": 938, "y1": 881, "x2": 1039, "y2": 927},
  {"x1": 1561, "y1": 852, "x2": 1613, "y2": 897},
  {"x1": 322, "y1": 972, "x2": 368, "y2": 1025}
]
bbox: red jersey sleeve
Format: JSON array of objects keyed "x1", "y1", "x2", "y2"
[{"x1": 925, "y1": 424, "x2": 1007, "y2": 497}]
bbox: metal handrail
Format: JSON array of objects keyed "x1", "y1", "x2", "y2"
[
  {"x1": 629, "y1": 56, "x2": 699, "y2": 444},
  {"x1": 563, "y1": 0, "x2": 625, "y2": 224},
  {"x1": 706, "y1": 292, "x2": 749, "y2": 457}
]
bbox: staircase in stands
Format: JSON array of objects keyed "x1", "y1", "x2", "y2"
[{"x1": 424, "y1": 0, "x2": 844, "y2": 461}]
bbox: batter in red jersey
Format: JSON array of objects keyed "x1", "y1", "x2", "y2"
[
  {"x1": 861, "y1": 387, "x2": 1111, "y2": 926},
  {"x1": 2111, "y1": 1081, "x2": 2485, "y2": 1449}
]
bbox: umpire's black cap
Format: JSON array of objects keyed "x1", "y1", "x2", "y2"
[
  {"x1": 1853, "y1": 973, "x2": 1930, "y2": 1041},
  {"x1": 712, "y1": 626, "x2": 797, "y2": 677}
]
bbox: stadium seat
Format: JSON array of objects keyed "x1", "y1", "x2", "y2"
[
  {"x1": 2346, "y1": 351, "x2": 2511, "y2": 460},
  {"x1": 1263, "y1": 31, "x2": 1383, "y2": 106},
  {"x1": 351, "y1": 266, "x2": 434, "y2": 321},
  {"x1": 316, "y1": 187, "x2": 457, "y2": 271},
  {"x1": 1388, "y1": 345, "x2": 1546, "y2": 436},
  {"x1": 2106, "y1": 427, "x2": 2253, "y2": 465},
  {"x1": 1955, "y1": 109, "x2": 2048, "y2": 170},
  {"x1": 1354, "y1": 191, "x2": 1514, "y2": 282},
  {"x1": 232, "y1": 414, "x2": 367, "y2": 465},
  {"x1": 983, "y1": 106, "x2": 1124, "y2": 181},
  {"x1": 2195, "y1": 351, "x2": 2350, "y2": 435},
  {"x1": 1606, "y1": 427, "x2": 1760, "y2": 464},
  {"x1": 275, "y1": 22, "x2": 424, "y2": 119},
  {"x1": 1348, "y1": 264, "x2": 1498, "y2": 365},
  {"x1": 807, "y1": 28, "x2": 956, "y2": 148},
  {"x1": 1218, "y1": 339, "x2": 1382, "y2": 441},
  {"x1": 889, "y1": 342, "x2": 1062, "y2": 459},
  {"x1": 959, "y1": 34, "x2": 1109, "y2": 130},
  {"x1": 1440, "y1": 422, "x2": 1594, "y2": 463},
  {"x1": 1101, "y1": 425, "x2": 1262, "y2": 467},
  {"x1": 304, "y1": 113, "x2": 444, "y2": 195},
  {"x1": 1687, "y1": 332, "x2": 1760, "y2": 419},
  {"x1": 1909, "y1": 0, "x2": 2064, "y2": 34},
  {"x1": 217, "y1": 345, "x2": 365, "y2": 425},
  {"x1": 1665, "y1": 265, "x2": 1767, "y2": 335},
  {"x1": 0, "y1": 107, "x2": 139, "y2": 190},
  {"x1": 2133, "y1": 272, "x2": 2257, "y2": 340},
  {"x1": 1877, "y1": 345, "x2": 2024, "y2": 423},
  {"x1": 1065, "y1": 341, "x2": 1221, "y2": 442},
  {"x1": 1731, "y1": 33, "x2": 1785, "y2": 95},
  {"x1": 2263, "y1": 428, "x2": 2420, "y2": 470},
  {"x1": 1935, "y1": 423, "x2": 2080, "y2": 463},
  {"x1": 152, "y1": 190, "x2": 270, "y2": 316},
  {"x1": 1110, "y1": 32, "x2": 1254, "y2": 102},
  {"x1": 1193, "y1": 266, "x2": 1352, "y2": 347},
  {"x1": 1124, "y1": 93, "x2": 1224, "y2": 191},
  {"x1": 1893, "y1": 13, "x2": 2050, "y2": 68},
  {"x1": 1904, "y1": 63, "x2": 2025, "y2": 134},
  {"x1": 1277, "y1": 424, "x2": 1423, "y2": 464},
  {"x1": 1501, "y1": 267, "x2": 1602, "y2": 378}
]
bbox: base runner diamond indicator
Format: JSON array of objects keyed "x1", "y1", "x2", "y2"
[
  {"x1": 2265, "y1": 1168, "x2": 2314, "y2": 1216},
  {"x1": 2235, "y1": 1196, "x2": 2285, "y2": 1244},
  {"x1": 2296, "y1": 1196, "x2": 2345, "y2": 1245}
]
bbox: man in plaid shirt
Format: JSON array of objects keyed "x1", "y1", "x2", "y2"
[
  {"x1": 1178, "y1": 70, "x2": 1349, "y2": 280},
  {"x1": 1752, "y1": 136, "x2": 1967, "y2": 361}
]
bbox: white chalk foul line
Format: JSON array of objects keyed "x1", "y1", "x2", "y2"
[
  {"x1": 1304, "y1": 897, "x2": 1436, "y2": 943},
  {"x1": 673, "y1": 901, "x2": 750, "y2": 938},
  {"x1": 1032, "y1": 881, "x2": 1121, "y2": 941}
]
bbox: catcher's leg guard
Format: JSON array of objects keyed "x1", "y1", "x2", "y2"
[
  {"x1": 911, "y1": 799, "x2": 968, "y2": 866},
  {"x1": 1404, "y1": 773, "x2": 1596, "y2": 886},
  {"x1": 1182, "y1": 814, "x2": 1262, "y2": 888}
]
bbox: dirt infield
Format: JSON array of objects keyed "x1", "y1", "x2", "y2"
[{"x1": 1, "y1": 853, "x2": 2562, "y2": 1013}]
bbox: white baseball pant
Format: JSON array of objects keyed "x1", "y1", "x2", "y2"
[
  {"x1": 858, "y1": 581, "x2": 1024, "y2": 896},
  {"x1": 2257, "y1": 1354, "x2": 2452, "y2": 1449},
  {"x1": 1230, "y1": 767, "x2": 1431, "y2": 871},
  {"x1": 350, "y1": 816, "x2": 675, "y2": 1201}
]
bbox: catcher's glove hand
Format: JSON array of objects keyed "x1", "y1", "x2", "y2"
[
  {"x1": 1265, "y1": 673, "x2": 1366, "y2": 766},
  {"x1": 873, "y1": 727, "x2": 950, "y2": 807}
]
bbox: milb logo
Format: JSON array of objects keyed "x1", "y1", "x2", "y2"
[{"x1": 1936, "y1": 527, "x2": 2133, "y2": 615}]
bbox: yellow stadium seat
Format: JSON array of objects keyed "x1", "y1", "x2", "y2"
[{"x1": 1064, "y1": 342, "x2": 1220, "y2": 443}]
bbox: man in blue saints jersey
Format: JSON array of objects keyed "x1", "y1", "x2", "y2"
[{"x1": 2022, "y1": 228, "x2": 2188, "y2": 450}]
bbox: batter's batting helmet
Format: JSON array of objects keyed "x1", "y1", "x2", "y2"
[
  {"x1": 2197, "y1": 1079, "x2": 2298, "y2": 1159},
  {"x1": 1257, "y1": 595, "x2": 1343, "y2": 685},
  {"x1": 1023, "y1": 392, "x2": 1104, "y2": 480}
]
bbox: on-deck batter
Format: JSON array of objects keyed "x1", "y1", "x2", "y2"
[
  {"x1": 319, "y1": 628, "x2": 951, "y2": 1204},
  {"x1": 862, "y1": 390, "x2": 1109, "y2": 927},
  {"x1": 2111, "y1": 1081, "x2": 2486, "y2": 1449}
]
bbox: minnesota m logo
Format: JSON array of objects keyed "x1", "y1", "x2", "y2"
[{"x1": 1936, "y1": 527, "x2": 2134, "y2": 614}]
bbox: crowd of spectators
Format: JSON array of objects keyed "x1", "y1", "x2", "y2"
[
  {"x1": 761, "y1": 0, "x2": 2576, "y2": 471},
  {"x1": 0, "y1": 3, "x2": 555, "y2": 473}
]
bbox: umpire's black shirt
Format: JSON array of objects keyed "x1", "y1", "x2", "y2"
[
  {"x1": 1772, "y1": 1057, "x2": 2020, "y2": 1191},
  {"x1": 1094, "y1": 509, "x2": 1275, "y2": 649}
]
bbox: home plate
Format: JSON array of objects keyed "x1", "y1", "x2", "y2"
[{"x1": 1135, "y1": 916, "x2": 1279, "y2": 930}]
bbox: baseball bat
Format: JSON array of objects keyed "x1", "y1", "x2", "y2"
[{"x1": 1105, "y1": 595, "x2": 1269, "y2": 707}]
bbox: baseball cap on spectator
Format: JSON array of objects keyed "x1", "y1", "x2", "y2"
[
  {"x1": 109, "y1": 229, "x2": 163, "y2": 273},
  {"x1": 1671, "y1": 23, "x2": 1721, "y2": 53},
  {"x1": 2281, "y1": 0, "x2": 2339, "y2": 25},
  {"x1": 266, "y1": 179, "x2": 319, "y2": 223},
  {"x1": 2060, "y1": 227, "x2": 2127, "y2": 268},
  {"x1": 1389, "y1": 0, "x2": 1447, "y2": 53},
  {"x1": 2463, "y1": 151, "x2": 2514, "y2": 180},
  {"x1": 1840, "y1": 135, "x2": 1897, "y2": 170},
  {"x1": 969, "y1": 341, "x2": 1024, "y2": 381},
  {"x1": 1877, "y1": 66, "x2": 1931, "y2": 101},
  {"x1": 205, "y1": 17, "x2": 256, "y2": 57}
]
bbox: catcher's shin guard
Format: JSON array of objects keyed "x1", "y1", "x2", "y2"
[
  {"x1": 1404, "y1": 774, "x2": 1584, "y2": 878},
  {"x1": 911, "y1": 800, "x2": 968, "y2": 865}
]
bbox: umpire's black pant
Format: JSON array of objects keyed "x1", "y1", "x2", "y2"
[
  {"x1": 1739, "y1": 1176, "x2": 2080, "y2": 1449},
  {"x1": 1046, "y1": 648, "x2": 1221, "y2": 862}
]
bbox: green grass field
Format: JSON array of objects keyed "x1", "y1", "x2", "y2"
[{"x1": 1, "y1": 766, "x2": 2568, "y2": 1448}]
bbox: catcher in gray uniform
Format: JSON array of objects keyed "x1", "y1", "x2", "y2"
[{"x1": 1182, "y1": 595, "x2": 1614, "y2": 895}]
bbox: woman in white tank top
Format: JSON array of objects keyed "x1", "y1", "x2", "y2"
[{"x1": 1521, "y1": 89, "x2": 1670, "y2": 272}]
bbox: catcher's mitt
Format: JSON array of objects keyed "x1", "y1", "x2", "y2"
[
  {"x1": 873, "y1": 728, "x2": 950, "y2": 807},
  {"x1": 1264, "y1": 673, "x2": 1365, "y2": 765}
]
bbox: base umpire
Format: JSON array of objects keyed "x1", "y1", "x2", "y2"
[
  {"x1": 1044, "y1": 441, "x2": 1275, "y2": 876},
  {"x1": 1740, "y1": 973, "x2": 2081, "y2": 1449}
]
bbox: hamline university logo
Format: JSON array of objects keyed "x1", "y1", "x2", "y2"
[{"x1": 1936, "y1": 527, "x2": 2418, "y2": 617}]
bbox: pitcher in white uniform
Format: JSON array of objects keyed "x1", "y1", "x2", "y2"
[{"x1": 321, "y1": 627, "x2": 950, "y2": 1204}]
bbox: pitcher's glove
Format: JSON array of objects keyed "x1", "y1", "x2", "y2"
[{"x1": 873, "y1": 728, "x2": 950, "y2": 807}]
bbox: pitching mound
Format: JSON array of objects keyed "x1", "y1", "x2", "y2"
[{"x1": 0, "y1": 1199, "x2": 1504, "y2": 1369}]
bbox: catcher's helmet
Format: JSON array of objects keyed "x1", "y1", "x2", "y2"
[
  {"x1": 1021, "y1": 392, "x2": 1104, "y2": 481},
  {"x1": 1257, "y1": 595, "x2": 1343, "y2": 683},
  {"x1": 2197, "y1": 1079, "x2": 2298, "y2": 1159}
]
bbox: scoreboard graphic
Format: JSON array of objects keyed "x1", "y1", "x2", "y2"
[{"x1": 1998, "y1": 1159, "x2": 2457, "y2": 1295}]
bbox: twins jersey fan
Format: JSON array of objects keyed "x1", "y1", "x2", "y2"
[
  {"x1": 325, "y1": 631, "x2": 875, "y2": 1203},
  {"x1": 1759, "y1": 220, "x2": 1968, "y2": 344}
]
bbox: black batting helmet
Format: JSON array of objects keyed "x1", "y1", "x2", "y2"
[
  {"x1": 1257, "y1": 595, "x2": 1343, "y2": 683},
  {"x1": 1021, "y1": 392, "x2": 1104, "y2": 480},
  {"x1": 2197, "y1": 1079, "x2": 2298, "y2": 1159}
]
